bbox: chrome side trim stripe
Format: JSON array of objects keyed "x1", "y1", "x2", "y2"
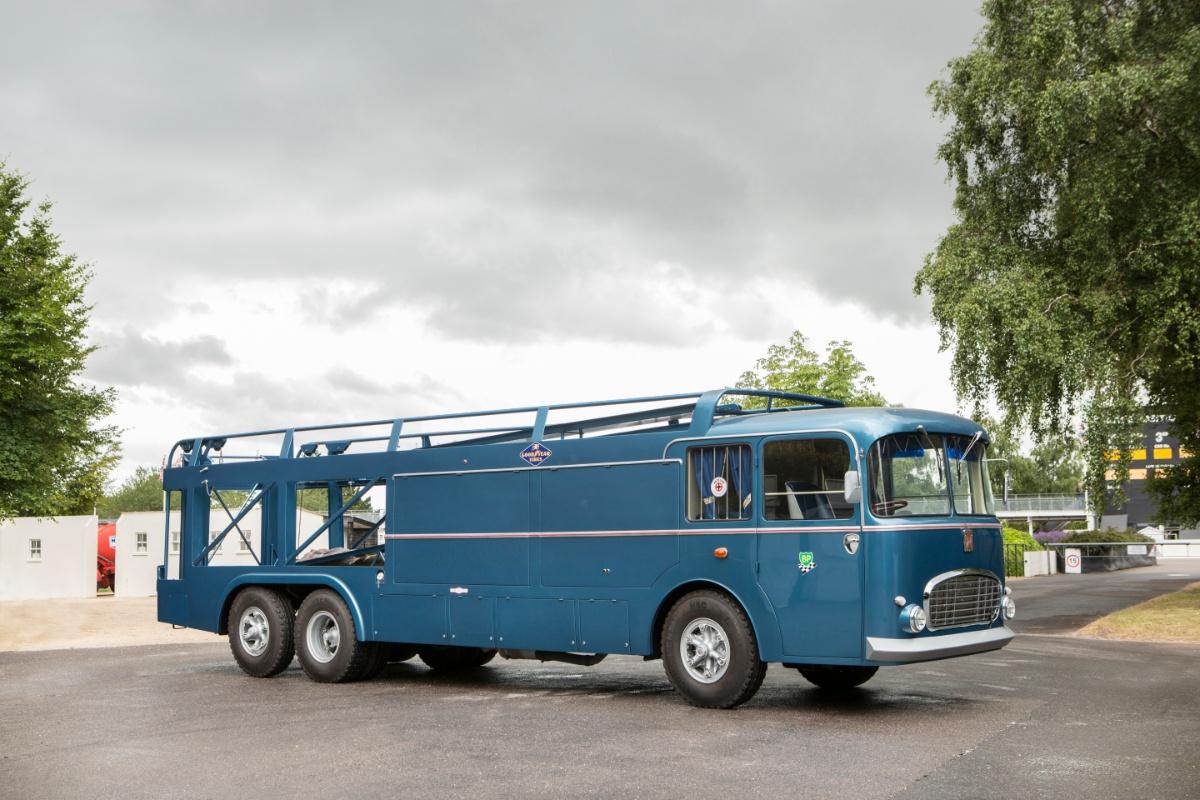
[{"x1": 383, "y1": 523, "x2": 1001, "y2": 540}]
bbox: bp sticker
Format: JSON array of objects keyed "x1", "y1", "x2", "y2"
[
  {"x1": 798, "y1": 551, "x2": 818, "y2": 573},
  {"x1": 519, "y1": 442, "x2": 552, "y2": 466},
  {"x1": 710, "y1": 476, "x2": 728, "y2": 498}
]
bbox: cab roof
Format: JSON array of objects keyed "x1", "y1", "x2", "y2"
[{"x1": 709, "y1": 406, "x2": 986, "y2": 446}]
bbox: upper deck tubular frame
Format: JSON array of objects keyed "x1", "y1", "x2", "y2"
[{"x1": 164, "y1": 388, "x2": 845, "y2": 469}]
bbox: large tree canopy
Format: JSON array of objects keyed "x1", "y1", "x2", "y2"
[
  {"x1": 0, "y1": 165, "x2": 118, "y2": 519},
  {"x1": 916, "y1": 0, "x2": 1200, "y2": 518},
  {"x1": 736, "y1": 331, "x2": 887, "y2": 407}
]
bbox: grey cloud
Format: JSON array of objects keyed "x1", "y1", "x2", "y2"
[
  {"x1": 86, "y1": 328, "x2": 233, "y2": 387},
  {"x1": 2, "y1": 1, "x2": 981, "y2": 340},
  {"x1": 177, "y1": 369, "x2": 460, "y2": 437}
]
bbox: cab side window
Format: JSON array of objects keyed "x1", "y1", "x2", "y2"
[
  {"x1": 763, "y1": 439, "x2": 853, "y2": 520},
  {"x1": 686, "y1": 444, "x2": 752, "y2": 521}
]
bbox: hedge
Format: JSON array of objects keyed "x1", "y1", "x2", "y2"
[
  {"x1": 1002, "y1": 526, "x2": 1044, "y2": 551},
  {"x1": 1059, "y1": 528, "x2": 1153, "y2": 545}
]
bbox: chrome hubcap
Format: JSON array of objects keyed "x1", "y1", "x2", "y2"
[
  {"x1": 306, "y1": 610, "x2": 340, "y2": 664},
  {"x1": 239, "y1": 607, "x2": 269, "y2": 657},
  {"x1": 680, "y1": 617, "x2": 730, "y2": 684}
]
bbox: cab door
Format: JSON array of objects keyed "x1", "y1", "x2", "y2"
[{"x1": 756, "y1": 433, "x2": 864, "y2": 659}]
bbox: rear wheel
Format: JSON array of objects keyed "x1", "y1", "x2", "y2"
[
  {"x1": 228, "y1": 587, "x2": 295, "y2": 678},
  {"x1": 359, "y1": 643, "x2": 389, "y2": 680},
  {"x1": 295, "y1": 589, "x2": 372, "y2": 683},
  {"x1": 418, "y1": 645, "x2": 497, "y2": 672},
  {"x1": 795, "y1": 665, "x2": 878, "y2": 690},
  {"x1": 661, "y1": 590, "x2": 766, "y2": 709}
]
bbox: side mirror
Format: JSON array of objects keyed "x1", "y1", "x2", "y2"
[{"x1": 844, "y1": 470, "x2": 861, "y2": 503}]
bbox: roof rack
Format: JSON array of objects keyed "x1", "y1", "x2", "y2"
[{"x1": 166, "y1": 388, "x2": 843, "y2": 468}]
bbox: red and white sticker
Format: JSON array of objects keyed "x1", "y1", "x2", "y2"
[{"x1": 710, "y1": 476, "x2": 728, "y2": 498}]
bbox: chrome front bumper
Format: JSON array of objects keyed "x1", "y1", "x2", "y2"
[{"x1": 865, "y1": 625, "x2": 1014, "y2": 663}]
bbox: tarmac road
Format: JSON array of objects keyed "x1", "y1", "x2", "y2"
[
  {"x1": 2, "y1": 565, "x2": 1198, "y2": 800},
  {"x1": 1009, "y1": 559, "x2": 1200, "y2": 634}
]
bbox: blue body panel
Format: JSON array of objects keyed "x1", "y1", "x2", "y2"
[{"x1": 157, "y1": 391, "x2": 1011, "y2": 666}]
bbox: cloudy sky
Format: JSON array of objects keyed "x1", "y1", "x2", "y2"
[{"x1": 2, "y1": 2, "x2": 984, "y2": 482}]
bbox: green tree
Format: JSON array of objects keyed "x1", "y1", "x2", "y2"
[
  {"x1": 0, "y1": 164, "x2": 118, "y2": 519},
  {"x1": 214, "y1": 485, "x2": 372, "y2": 514},
  {"x1": 984, "y1": 418, "x2": 1085, "y2": 496},
  {"x1": 915, "y1": 1, "x2": 1200, "y2": 518},
  {"x1": 294, "y1": 486, "x2": 373, "y2": 514},
  {"x1": 96, "y1": 466, "x2": 163, "y2": 518},
  {"x1": 736, "y1": 332, "x2": 887, "y2": 407}
]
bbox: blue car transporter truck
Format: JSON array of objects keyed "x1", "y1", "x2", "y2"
[{"x1": 157, "y1": 388, "x2": 1015, "y2": 708}]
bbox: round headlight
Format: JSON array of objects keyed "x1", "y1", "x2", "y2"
[
  {"x1": 1003, "y1": 596, "x2": 1016, "y2": 620},
  {"x1": 900, "y1": 604, "x2": 927, "y2": 633}
]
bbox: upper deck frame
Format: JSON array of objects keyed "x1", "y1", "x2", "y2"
[{"x1": 165, "y1": 388, "x2": 844, "y2": 470}]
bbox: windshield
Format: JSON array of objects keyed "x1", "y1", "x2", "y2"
[
  {"x1": 947, "y1": 434, "x2": 994, "y2": 515},
  {"x1": 868, "y1": 432, "x2": 994, "y2": 518}
]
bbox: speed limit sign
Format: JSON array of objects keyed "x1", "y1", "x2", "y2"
[{"x1": 1065, "y1": 548, "x2": 1082, "y2": 574}]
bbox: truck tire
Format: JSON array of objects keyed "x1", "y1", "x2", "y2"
[
  {"x1": 295, "y1": 589, "x2": 372, "y2": 683},
  {"x1": 661, "y1": 590, "x2": 767, "y2": 709},
  {"x1": 795, "y1": 665, "x2": 878, "y2": 690},
  {"x1": 358, "y1": 643, "x2": 389, "y2": 680},
  {"x1": 418, "y1": 645, "x2": 497, "y2": 672},
  {"x1": 228, "y1": 587, "x2": 295, "y2": 678}
]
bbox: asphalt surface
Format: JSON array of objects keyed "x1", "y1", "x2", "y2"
[
  {"x1": 1009, "y1": 560, "x2": 1200, "y2": 634},
  {"x1": 2, "y1": 563, "x2": 1198, "y2": 800}
]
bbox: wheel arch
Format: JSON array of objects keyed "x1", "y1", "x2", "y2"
[
  {"x1": 649, "y1": 579, "x2": 769, "y2": 661},
  {"x1": 218, "y1": 573, "x2": 367, "y2": 640}
]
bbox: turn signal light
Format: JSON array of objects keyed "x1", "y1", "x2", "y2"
[{"x1": 713, "y1": 547, "x2": 728, "y2": 559}]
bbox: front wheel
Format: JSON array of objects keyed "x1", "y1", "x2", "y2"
[
  {"x1": 295, "y1": 589, "x2": 373, "y2": 682},
  {"x1": 227, "y1": 587, "x2": 295, "y2": 678},
  {"x1": 661, "y1": 590, "x2": 766, "y2": 709},
  {"x1": 795, "y1": 665, "x2": 878, "y2": 690}
]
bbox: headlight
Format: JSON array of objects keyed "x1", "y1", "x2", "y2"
[
  {"x1": 1003, "y1": 596, "x2": 1016, "y2": 620},
  {"x1": 899, "y1": 604, "x2": 927, "y2": 633}
]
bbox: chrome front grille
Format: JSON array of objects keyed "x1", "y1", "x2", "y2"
[{"x1": 923, "y1": 570, "x2": 1002, "y2": 630}]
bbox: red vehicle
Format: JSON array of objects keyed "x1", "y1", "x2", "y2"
[{"x1": 97, "y1": 522, "x2": 116, "y2": 591}]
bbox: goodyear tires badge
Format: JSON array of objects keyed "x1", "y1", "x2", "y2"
[{"x1": 520, "y1": 442, "x2": 552, "y2": 466}]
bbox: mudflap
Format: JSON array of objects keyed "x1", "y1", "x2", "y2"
[{"x1": 157, "y1": 579, "x2": 188, "y2": 627}]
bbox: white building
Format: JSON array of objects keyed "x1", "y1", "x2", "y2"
[
  {"x1": 0, "y1": 515, "x2": 97, "y2": 600},
  {"x1": 116, "y1": 508, "x2": 327, "y2": 597}
]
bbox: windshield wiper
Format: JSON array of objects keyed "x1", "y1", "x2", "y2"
[
  {"x1": 959, "y1": 430, "x2": 983, "y2": 464},
  {"x1": 915, "y1": 425, "x2": 936, "y2": 450}
]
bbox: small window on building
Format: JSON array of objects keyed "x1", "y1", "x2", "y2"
[
  {"x1": 763, "y1": 439, "x2": 854, "y2": 520},
  {"x1": 135, "y1": 532, "x2": 148, "y2": 554},
  {"x1": 687, "y1": 444, "x2": 752, "y2": 521},
  {"x1": 238, "y1": 529, "x2": 252, "y2": 553},
  {"x1": 170, "y1": 531, "x2": 180, "y2": 554},
  {"x1": 29, "y1": 538, "x2": 42, "y2": 561}
]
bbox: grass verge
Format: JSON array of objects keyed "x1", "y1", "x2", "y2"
[{"x1": 1078, "y1": 581, "x2": 1200, "y2": 643}]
